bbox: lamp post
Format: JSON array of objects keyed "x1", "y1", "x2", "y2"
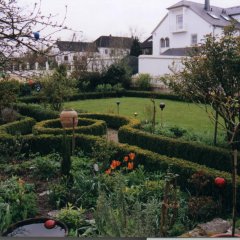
[
  {"x1": 159, "y1": 102, "x2": 165, "y2": 127},
  {"x1": 116, "y1": 101, "x2": 121, "y2": 115}
]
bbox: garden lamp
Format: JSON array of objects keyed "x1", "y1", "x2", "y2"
[
  {"x1": 159, "y1": 102, "x2": 165, "y2": 127},
  {"x1": 116, "y1": 101, "x2": 121, "y2": 115}
]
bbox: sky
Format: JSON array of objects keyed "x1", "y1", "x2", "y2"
[{"x1": 18, "y1": 0, "x2": 240, "y2": 42}]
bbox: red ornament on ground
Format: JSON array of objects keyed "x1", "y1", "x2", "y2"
[
  {"x1": 44, "y1": 219, "x2": 56, "y2": 229},
  {"x1": 214, "y1": 177, "x2": 226, "y2": 188}
]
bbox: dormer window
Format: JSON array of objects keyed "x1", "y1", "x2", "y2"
[
  {"x1": 207, "y1": 12, "x2": 219, "y2": 19},
  {"x1": 176, "y1": 14, "x2": 183, "y2": 30},
  {"x1": 221, "y1": 14, "x2": 231, "y2": 21}
]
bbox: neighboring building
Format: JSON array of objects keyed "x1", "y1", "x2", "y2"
[
  {"x1": 55, "y1": 35, "x2": 133, "y2": 71},
  {"x1": 139, "y1": 0, "x2": 240, "y2": 76},
  {"x1": 140, "y1": 36, "x2": 153, "y2": 55},
  {"x1": 55, "y1": 41, "x2": 97, "y2": 71}
]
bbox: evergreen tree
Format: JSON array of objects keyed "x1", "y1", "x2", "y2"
[{"x1": 130, "y1": 37, "x2": 142, "y2": 57}]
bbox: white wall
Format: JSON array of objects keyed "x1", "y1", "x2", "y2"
[{"x1": 139, "y1": 55, "x2": 183, "y2": 76}]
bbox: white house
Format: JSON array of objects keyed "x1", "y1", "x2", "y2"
[
  {"x1": 55, "y1": 35, "x2": 132, "y2": 72},
  {"x1": 139, "y1": 0, "x2": 240, "y2": 77}
]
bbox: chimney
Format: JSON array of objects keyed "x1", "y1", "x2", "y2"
[{"x1": 204, "y1": 0, "x2": 210, "y2": 11}]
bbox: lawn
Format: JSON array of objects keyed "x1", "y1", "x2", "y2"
[{"x1": 64, "y1": 97, "x2": 224, "y2": 135}]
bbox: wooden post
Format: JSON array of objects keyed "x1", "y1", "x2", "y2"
[{"x1": 72, "y1": 117, "x2": 75, "y2": 155}]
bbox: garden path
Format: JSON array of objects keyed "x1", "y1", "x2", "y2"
[{"x1": 106, "y1": 128, "x2": 118, "y2": 143}]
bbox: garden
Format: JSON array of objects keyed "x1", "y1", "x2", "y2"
[
  {"x1": 0, "y1": 82, "x2": 240, "y2": 237},
  {"x1": 1, "y1": 23, "x2": 240, "y2": 238}
]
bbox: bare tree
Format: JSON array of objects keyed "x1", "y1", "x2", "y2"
[{"x1": 0, "y1": 0, "x2": 69, "y2": 73}]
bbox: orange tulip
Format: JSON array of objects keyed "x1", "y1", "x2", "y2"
[
  {"x1": 127, "y1": 162, "x2": 134, "y2": 170},
  {"x1": 110, "y1": 160, "x2": 121, "y2": 169},
  {"x1": 129, "y1": 152, "x2": 135, "y2": 161},
  {"x1": 124, "y1": 156, "x2": 129, "y2": 162},
  {"x1": 105, "y1": 168, "x2": 111, "y2": 174}
]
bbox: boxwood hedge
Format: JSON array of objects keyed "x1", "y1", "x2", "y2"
[
  {"x1": 118, "y1": 125, "x2": 239, "y2": 174},
  {"x1": 33, "y1": 117, "x2": 107, "y2": 136}
]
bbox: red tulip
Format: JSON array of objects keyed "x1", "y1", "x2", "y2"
[
  {"x1": 44, "y1": 219, "x2": 56, "y2": 229},
  {"x1": 214, "y1": 177, "x2": 226, "y2": 188}
]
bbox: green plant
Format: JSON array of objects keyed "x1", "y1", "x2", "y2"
[
  {"x1": 95, "y1": 84, "x2": 112, "y2": 92},
  {"x1": 38, "y1": 64, "x2": 77, "y2": 111},
  {"x1": 31, "y1": 153, "x2": 61, "y2": 180},
  {"x1": 135, "y1": 73, "x2": 152, "y2": 91},
  {"x1": 56, "y1": 203, "x2": 85, "y2": 234},
  {"x1": 0, "y1": 203, "x2": 12, "y2": 233},
  {"x1": 0, "y1": 177, "x2": 37, "y2": 230},
  {"x1": 0, "y1": 79, "x2": 20, "y2": 117}
]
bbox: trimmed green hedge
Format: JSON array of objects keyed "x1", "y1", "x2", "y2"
[
  {"x1": 18, "y1": 91, "x2": 182, "y2": 104},
  {"x1": 79, "y1": 113, "x2": 141, "y2": 129},
  {"x1": 0, "y1": 117, "x2": 36, "y2": 135},
  {"x1": 33, "y1": 117, "x2": 107, "y2": 136},
  {"x1": 118, "y1": 125, "x2": 239, "y2": 174},
  {"x1": 124, "y1": 90, "x2": 181, "y2": 101},
  {"x1": 21, "y1": 133, "x2": 103, "y2": 155},
  {"x1": 14, "y1": 103, "x2": 59, "y2": 121}
]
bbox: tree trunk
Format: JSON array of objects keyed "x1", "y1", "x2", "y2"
[
  {"x1": 213, "y1": 111, "x2": 218, "y2": 146},
  {"x1": 232, "y1": 148, "x2": 237, "y2": 237}
]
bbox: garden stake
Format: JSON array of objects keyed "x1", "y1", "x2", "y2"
[
  {"x1": 72, "y1": 117, "x2": 75, "y2": 155},
  {"x1": 151, "y1": 99, "x2": 156, "y2": 133}
]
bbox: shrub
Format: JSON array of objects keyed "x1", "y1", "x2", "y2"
[
  {"x1": 0, "y1": 177, "x2": 37, "y2": 231},
  {"x1": 0, "y1": 117, "x2": 36, "y2": 135},
  {"x1": 79, "y1": 113, "x2": 140, "y2": 130},
  {"x1": 31, "y1": 153, "x2": 61, "y2": 180},
  {"x1": 14, "y1": 103, "x2": 59, "y2": 121},
  {"x1": 77, "y1": 71, "x2": 103, "y2": 92},
  {"x1": 1, "y1": 108, "x2": 19, "y2": 123},
  {"x1": 33, "y1": 118, "x2": 107, "y2": 136},
  {"x1": 95, "y1": 84, "x2": 112, "y2": 92},
  {"x1": 0, "y1": 79, "x2": 20, "y2": 113},
  {"x1": 103, "y1": 63, "x2": 131, "y2": 89},
  {"x1": 56, "y1": 204, "x2": 85, "y2": 231},
  {"x1": 118, "y1": 125, "x2": 239, "y2": 174},
  {"x1": 135, "y1": 73, "x2": 152, "y2": 91}
]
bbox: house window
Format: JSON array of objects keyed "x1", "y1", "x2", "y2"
[
  {"x1": 191, "y1": 34, "x2": 198, "y2": 45},
  {"x1": 176, "y1": 14, "x2": 183, "y2": 30},
  {"x1": 160, "y1": 38, "x2": 165, "y2": 48},
  {"x1": 64, "y1": 55, "x2": 68, "y2": 61},
  {"x1": 73, "y1": 56, "x2": 77, "y2": 61},
  {"x1": 111, "y1": 49, "x2": 115, "y2": 55},
  {"x1": 165, "y1": 38, "x2": 170, "y2": 47},
  {"x1": 105, "y1": 49, "x2": 108, "y2": 54}
]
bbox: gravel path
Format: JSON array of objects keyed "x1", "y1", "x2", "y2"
[{"x1": 106, "y1": 128, "x2": 118, "y2": 143}]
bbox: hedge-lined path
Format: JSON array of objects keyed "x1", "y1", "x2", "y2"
[{"x1": 106, "y1": 128, "x2": 118, "y2": 143}]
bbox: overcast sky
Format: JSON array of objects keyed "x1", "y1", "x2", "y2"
[{"x1": 19, "y1": 0, "x2": 240, "y2": 42}]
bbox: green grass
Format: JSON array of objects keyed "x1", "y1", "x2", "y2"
[{"x1": 64, "y1": 97, "x2": 224, "y2": 136}]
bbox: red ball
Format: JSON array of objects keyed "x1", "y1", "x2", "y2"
[
  {"x1": 44, "y1": 219, "x2": 56, "y2": 229},
  {"x1": 214, "y1": 177, "x2": 226, "y2": 188}
]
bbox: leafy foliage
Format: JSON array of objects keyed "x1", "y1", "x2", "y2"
[{"x1": 39, "y1": 64, "x2": 77, "y2": 111}]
